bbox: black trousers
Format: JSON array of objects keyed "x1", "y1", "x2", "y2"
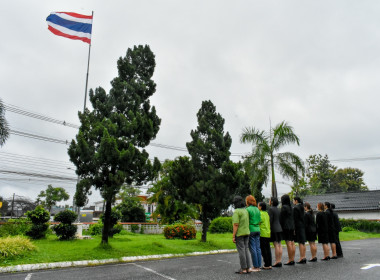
[
  {"x1": 260, "y1": 237, "x2": 272, "y2": 267},
  {"x1": 335, "y1": 232, "x2": 343, "y2": 256}
]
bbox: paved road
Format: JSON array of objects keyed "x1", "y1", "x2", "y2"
[{"x1": 1, "y1": 239, "x2": 380, "y2": 280}]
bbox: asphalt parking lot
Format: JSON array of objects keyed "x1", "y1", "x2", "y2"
[{"x1": 1, "y1": 239, "x2": 379, "y2": 280}]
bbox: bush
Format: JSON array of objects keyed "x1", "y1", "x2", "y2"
[
  {"x1": 89, "y1": 222, "x2": 103, "y2": 236},
  {"x1": 0, "y1": 219, "x2": 31, "y2": 237},
  {"x1": 209, "y1": 217, "x2": 233, "y2": 233},
  {"x1": 340, "y1": 219, "x2": 380, "y2": 233},
  {"x1": 163, "y1": 224, "x2": 196, "y2": 240},
  {"x1": 131, "y1": 224, "x2": 139, "y2": 233},
  {"x1": 342, "y1": 226, "x2": 358, "y2": 232},
  {"x1": 26, "y1": 205, "x2": 50, "y2": 239},
  {"x1": 111, "y1": 223, "x2": 123, "y2": 236},
  {"x1": 52, "y1": 210, "x2": 78, "y2": 240},
  {"x1": 0, "y1": 236, "x2": 36, "y2": 259}
]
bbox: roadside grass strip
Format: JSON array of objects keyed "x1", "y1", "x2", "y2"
[{"x1": 0, "y1": 249, "x2": 237, "y2": 273}]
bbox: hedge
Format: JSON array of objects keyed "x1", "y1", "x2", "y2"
[
  {"x1": 340, "y1": 219, "x2": 380, "y2": 233},
  {"x1": 208, "y1": 217, "x2": 233, "y2": 233}
]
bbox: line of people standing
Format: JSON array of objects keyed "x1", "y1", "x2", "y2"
[{"x1": 232, "y1": 194, "x2": 343, "y2": 274}]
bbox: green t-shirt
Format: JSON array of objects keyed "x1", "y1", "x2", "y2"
[
  {"x1": 259, "y1": 210, "x2": 271, "y2": 238},
  {"x1": 232, "y1": 208, "x2": 250, "y2": 237},
  {"x1": 246, "y1": 205, "x2": 261, "y2": 232}
]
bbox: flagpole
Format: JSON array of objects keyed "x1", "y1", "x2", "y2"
[{"x1": 83, "y1": 11, "x2": 94, "y2": 112}]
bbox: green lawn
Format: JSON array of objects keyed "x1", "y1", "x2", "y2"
[{"x1": 1, "y1": 230, "x2": 379, "y2": 267}]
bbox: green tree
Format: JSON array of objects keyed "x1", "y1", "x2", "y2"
[
  {"x1": 0, "y1": 98, "x2": 9, "y2": 147},
  {"x1": 68, "y1": 45, "x2": 161, "y2": 244},
  {"x1": 37, "y1": 185, "x2": 70, "y2": 212},
  {"x1": 148, "y1": 159, "x2": 198, "y2": 224},
  {"x1": 332, "y1": 167, "x2": 368, "y2": 192},
  {"x1": 171, "y1": 100, "x2": 238, "y2": 242},
  {"x1": 116, "y1": 185, "x2": 146, "y2": 222},
  {"x1": 306, "y1": 154, "x2": 337, "y2": 194},
  {"x1": 240, "y1": 121, "x2": 304, "y2": 198},
  {"x1": 289, "y1": 177, "x2": 310, "y2": 199}
]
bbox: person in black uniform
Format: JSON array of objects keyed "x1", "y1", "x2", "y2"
[
  {"x1": 331, "y1": 203, "x2": 343, "y2": 258},
  {"x1": 280, "y1": 194, "x2": 295, "y2": 265},
  {"x1": 268, "y1": 197, "x2": 283, "y2": 267},
  {"x1": 293, "y1": 197, "x2": 306, "y2": 264},
  {"x1": 324, "y1": 202, "x2": 337, "y2": 259},
  {"x1": 304, "y1": 202, "x2": 317, "y2": 261},
  {"x1": 316, "y1": 202, "x2": 330, "y2": 260}
]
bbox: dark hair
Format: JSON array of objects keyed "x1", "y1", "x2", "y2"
[
  {"x1": 246, "y1": 195, "x2": 257, "y2": 206},
  {"x1": 324, "y1": 202, "x2": 331, "y2": 209},
  {"x1": 331, "y1": 203, "x2": 336, "y2": 209},
  {"x1": 281, "y1": 194, "x2": 291, "y2": 206},
  {"x1": 233, "y1": 196, "x2": 246, "y2": 208},
  {"x1": 294, "y1": 196, "x2": 302, "y2": 204},
  {"x1": 270, "y1": 197, "x2": 279, "y2": 207},
  {"x1": 304, "y1": 202, "x2": 313, "y2": 215},
  {"x1": 259, "y1": 202, "x2": 267, "y2": 211}
]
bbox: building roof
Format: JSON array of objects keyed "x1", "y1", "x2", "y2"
[{"x1": 303, "y1": 190, "x2": 380, "y2": 212}]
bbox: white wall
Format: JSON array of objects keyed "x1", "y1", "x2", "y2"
[{"x1": 337, "y1": 211, "x2": 380, "y2": 220}]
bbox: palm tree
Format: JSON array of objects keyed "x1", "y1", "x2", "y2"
[
  {"x1": 0, "y1": 98, "x2": 9, "y2": 147},
  {"x1": 240, "y1": 121, "x2": 304, "y2": 198}
]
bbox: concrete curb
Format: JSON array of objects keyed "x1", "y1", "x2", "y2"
[{"x1": 0, "y1": 249, "x2": 237, "y2": 273}]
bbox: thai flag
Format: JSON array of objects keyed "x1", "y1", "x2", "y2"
[{"x1": 46, "y1": 12, "x2": 93, "y2": 44}]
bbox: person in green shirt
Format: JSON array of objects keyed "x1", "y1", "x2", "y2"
[
  {"x1": 259, "y1": 202, "x2": 272, "y2": 269},
  {"x1": 232, "y1": 196, "x2": 252, "y2": 274},
  {"x1": 246, "y1": 195, "x2": 261, "y2": 271}
]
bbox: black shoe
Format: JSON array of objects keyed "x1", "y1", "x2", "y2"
[
  {"x1": 337, "y1": 255, "x2": 344, "y2": 258},
  {"x1": 321, "y1": 257, "x2": 330, "y2": 261},
  {"x1": 331, "y1": 256, "x2": 338, "y2": 259},
  {"x1": 308, "y1": 257, "x2": 317, "y2": 262},
  {"x1": 273, "y1": 262, "x2": 282, "y2": 267},
  {"x1": 296, "y1": 258, "x2": 307, "y2": 264},
  {"x1": 284, "y1": 261, "x2": 295, "y2": 265}
]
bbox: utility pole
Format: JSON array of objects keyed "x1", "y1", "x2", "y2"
[{"x1": 10, "y1": 193, "x2": 15, "y2": 219}]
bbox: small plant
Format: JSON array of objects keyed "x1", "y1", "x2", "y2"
[
  {"x1": 0, "y1": 236, "x2": 36, "y2": 259},
  {"x1": 89, "y1": 222, "x2": 103, "y2": 236},
  {"x1": 25, "y1": 205, "x2": 50, "y2": 239},
  {"x1": 342, "y1": 226, "x2": 358, "y2": 232},
  {"x1": 208, "y1": 217, "x2": 233, "y2": 233},
  {"x1": 0, "y1": 219, "x2": 31, "y2": 237},
  {"x1": 53, "y1": 210, "x2": 78, "y2": 240},
  {"x1": 131, "y1": 224, "x2": 139, "y2": 233},
  {"x1": 163, "y1": 223, "x2": 196, "y2": 240}
]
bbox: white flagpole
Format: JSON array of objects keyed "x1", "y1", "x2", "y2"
[{"x1": 83, "y1": 11, "x2": 94, "y2": 112}]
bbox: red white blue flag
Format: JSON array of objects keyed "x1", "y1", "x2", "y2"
[{"x1": 46, "y1": 12, "x2": 93, "y2": 44}]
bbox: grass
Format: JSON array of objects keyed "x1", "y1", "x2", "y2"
[{"x1": 1, "y1": 230, "x2": 379, "y2": 267}]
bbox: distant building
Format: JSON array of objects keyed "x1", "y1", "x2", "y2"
[{"x1": 303, "y1": 190, "x2": 380, "y2": 220}]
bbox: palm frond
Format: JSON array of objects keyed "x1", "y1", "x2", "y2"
[
  {"x1": 240, "y1": 127, "x2": 268, "y2": 145},
  {"x1": 272, "y1": 121, "x2": 300, "y2": 151}
]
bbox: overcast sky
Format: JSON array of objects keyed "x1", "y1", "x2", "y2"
[{"x1": 1, "y1": 0, "x2": 380, "y2": 206}]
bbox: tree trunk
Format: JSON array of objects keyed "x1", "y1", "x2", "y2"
[
  {"x1": 101, "y1": 199, "x2": 112, "y2": 244},
  {"x1": 271, "y1": 155, "x2": 278, "y2": 198},
  {"x1": 201, "y1": 215, "x2": 209, "y2": 242}
]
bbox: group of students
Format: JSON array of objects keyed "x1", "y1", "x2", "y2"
[{"x1": 231, "y1": 194, "x2": 343, "y2": 274}]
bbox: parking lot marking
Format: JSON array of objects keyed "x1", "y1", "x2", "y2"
[
  {"x1": 361, "y1": 264, "x2": 380, "y2": 270},
  {"x1": 25, "y1": 273, "x2": 32, "y2": 280},
  {"x1": 132, "y1": 263, "x2": 177, "y2": 280}
]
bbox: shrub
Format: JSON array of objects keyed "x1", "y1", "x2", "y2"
[
  {"x1": 0, "y1": 236, "x2": 36, "y2": 259},
  {"x1": 25, "y1": 205, "x2": 50, "y2": 239},
  {"x1": 89, "y1": 222, "x2": 103, "y2": 236},
  {"x1": 52, "y1": 210, "x2": 78, "y2": 240},
  {"x1": 0, "y1": 219, "x2": 31, "y2": 237},
  {"x1": 163, "y1": 224, "x2": 196, "y2": 240},
  {"x1": 209, "y1": 217, "x2": 233, "y2": 233},
  {"x1": 342, "y1": 226, "x2": 358, "y2": 232},
  {"x1": 340, "y1": 219, "x2": 380, "y2": 233},
  {"x1": 111, "y1": 223, "x2": 123, "y2": 236},
  {"x1": 131, "y1": 224, "x2": 139, "y2": 233}
]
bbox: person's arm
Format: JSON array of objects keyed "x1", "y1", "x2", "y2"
[{"x1": 232, "y1": 223, "x2": 239, "y2": 243}]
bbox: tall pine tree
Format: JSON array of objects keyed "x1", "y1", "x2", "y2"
[{"x1": 68, "y1": 45, "x2": 161, "y2": 244}]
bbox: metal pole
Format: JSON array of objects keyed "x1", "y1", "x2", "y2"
[
  {"x1": 11, "y1": 193, "x2": 15, "y2": 219},
  {"x1": 83, "y1": 11, "x2": 94, "y2": 112}
]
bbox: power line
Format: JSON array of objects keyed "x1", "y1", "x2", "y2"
[{"x1": 4, "y1": 103, "x2": 79, "y2": 129}]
